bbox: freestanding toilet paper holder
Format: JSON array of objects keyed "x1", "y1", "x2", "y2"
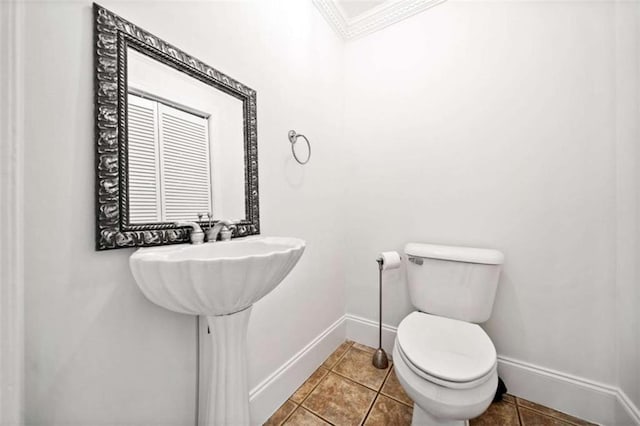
[{"x1": 373, "y1": 257, "x2": 389, "y2": 369}]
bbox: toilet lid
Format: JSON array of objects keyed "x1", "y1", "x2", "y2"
[{"x1": 397, "y1": 312, "x2": 497, "y2": 383}]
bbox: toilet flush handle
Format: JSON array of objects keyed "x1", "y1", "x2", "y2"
[{"x1": 408, "y1": 256, "x2": 423, "y2": 265}]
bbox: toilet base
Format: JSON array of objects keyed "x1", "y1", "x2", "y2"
[
  {"x1": 412, "y1": 404, "x2": 470, "y2": 426},
  {"x1": 393, "y1": 340, "x2": 496, "y2": 425}
]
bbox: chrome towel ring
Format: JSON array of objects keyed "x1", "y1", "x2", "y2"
[{"x1": 288, "y1": 130, "x2": 311, "y2": 165}]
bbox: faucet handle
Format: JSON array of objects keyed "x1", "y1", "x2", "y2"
[
  {"x1": 205, "y1": 218, "x2": 237, "y2": 242},
  {"x1": 174, "y1": 221, "x2": 205, "y2": 245}
]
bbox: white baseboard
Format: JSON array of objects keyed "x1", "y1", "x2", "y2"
[
  {"x1": 345, "y1": 313, "x2": 397, "y2": 357},
  {"x1": 498, "y1": 356, "x2": 639, "y2": 425},
  {"x1": 248, "y1": 315, "x2": 347, "y2": 425},
  {"x1": 344, "y1": 313, "x2": 640, "y2": 426},
  {"x1": 617, "y1": 390, "x2": 640, "y2": 426}
]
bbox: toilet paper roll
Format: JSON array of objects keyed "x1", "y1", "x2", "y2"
[{"x1": 379, "y1": 251, "x2": 401, "y2": 270}]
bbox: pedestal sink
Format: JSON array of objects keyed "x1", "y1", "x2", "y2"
[{"x1": 129, "y1": 236, "x2": 305, "y2": 425}]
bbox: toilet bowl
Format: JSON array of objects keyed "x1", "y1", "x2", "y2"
[
  {"x1": 395, "y1": 243, "x2": 504, "y2": 425},
  {"x1": 393, "y1": 312, "x2": 498, "y2": 425}
]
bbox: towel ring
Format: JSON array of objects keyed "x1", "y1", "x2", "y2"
[{"x1": 288, "y1": 130, "x2": 311, "y2": 165}]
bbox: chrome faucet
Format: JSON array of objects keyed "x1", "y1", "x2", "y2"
[
  {"x1": 206, "y1": 219, "x2": 236, "y2": 242},
  {"x1": 175, "y1": 221, "x2": 205, "y2": 244}
]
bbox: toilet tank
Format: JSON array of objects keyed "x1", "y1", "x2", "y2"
[{"x1": 404, "y1": 243, "x2": 504, "y2": 323}]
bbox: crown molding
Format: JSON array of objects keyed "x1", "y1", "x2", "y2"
[
  {"x1": 0, "y1": 1, "x2": 25, "y2": 424},
  {"x1": 313, "y1": 0, "x2": 447, "y2": 41}
]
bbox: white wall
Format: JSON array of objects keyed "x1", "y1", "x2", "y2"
[
  {"x1": 614, "y1": 1, "x2": 640, "y2": 412},
  {"x1": 344, "y1": 0, "x2": 632, "y2": 399},
  {"x1": 23, "y1": 1, "x2": 345, "y2": 424},
  {"x1": 22, "y1": 0, "x2": 640, "y2": 424},
  {"x1": 0, "y1": 1, "x2": 25, "y2": 424}
]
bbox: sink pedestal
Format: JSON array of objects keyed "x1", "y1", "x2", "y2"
[
  {"x1": 202, "y1": 307, "x2": 252, "y2": 426},
  {"x1": 129, "y1": 237, "x2": 306, "y2": 426}
]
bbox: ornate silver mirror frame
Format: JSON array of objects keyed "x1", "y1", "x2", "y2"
[{"x1": 94, "y1": 4, "x2": 259, "y2": 250}]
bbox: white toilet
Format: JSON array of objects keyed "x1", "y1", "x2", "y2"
[{"x1": 393, "y1": 243, "x2": 504, "y2": 426}]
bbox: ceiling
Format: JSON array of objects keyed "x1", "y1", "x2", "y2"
[
  {"x1": 313, "y1": 0, "x2": 447, "y2": 41},
  {"x1": 335, "y1": 0, "x2": 387, "y2": 19}
]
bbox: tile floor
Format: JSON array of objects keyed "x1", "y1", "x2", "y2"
[{"x1": 265, "y1": 340, "x2": 595, "y2": 426}]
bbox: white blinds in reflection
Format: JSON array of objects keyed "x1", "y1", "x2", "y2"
[
  {"x1": 128, "y1": 96, "x2": 162, "y2": 223},
  {"x1": 158, "y1": 105, "x2": 212, "y2": 222},
  {"x1": 127, "y1": 93, "x2": 213, "y2": 224}
]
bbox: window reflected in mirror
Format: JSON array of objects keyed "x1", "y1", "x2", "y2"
[
  {"x1": 128, "y1": 92, "x2": 212, "y2": 223},
  {"x1": 126, "y1": 48, "x2": 246, "y2": 226}
]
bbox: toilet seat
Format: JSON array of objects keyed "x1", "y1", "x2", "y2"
[
  {"x1": 393, "y1": 340, "x2": 498, "y2": 425},
  {"x1": 396, "y1": 341, "x2": 496, "y2": 390},
  {"x1": 396, "y1": 312, "x2": 497, "y2": 389}
]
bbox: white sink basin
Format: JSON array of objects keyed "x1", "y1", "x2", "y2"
[
  {"x1": 130, "y1": 236, "x2": 305, "y2": 316},
  {"x1": 129, "y1": 236, "x2": 305, "y2": 425}
]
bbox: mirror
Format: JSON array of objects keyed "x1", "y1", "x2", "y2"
[
  {"x1": 94, "y1": 4, "x2": 259, "y2": 250},
  {"x1": 126, "y1": 48, "x2": 246, "y2": 224}
]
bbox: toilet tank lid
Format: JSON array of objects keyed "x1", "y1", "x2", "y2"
[{"x1": 404, "y1": 243, "x2": 504, "y2": 265}]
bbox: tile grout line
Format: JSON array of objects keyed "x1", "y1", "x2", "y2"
[
  {"x1": 283, "y1": 401, "x2": 336, "y2": 426},
  {"x1": 302, "y1": 406, "x2": 336, "y2": 426},
  {"x1": 302, "y1": 341, "x2": 353, "y2": 406},
  {"x1": 516, "y1": 397, "x2": 590, "y2": 426},
  {"x1": 296, "y1": 373, "x2": 336, "y2": 426},
  {"x1": 291, "y1": 341, "x2": 355, "y2": 426},
  {"x1": 329, "y1": 346, "x2": 393, "y2": 392},
  {"x1": 520, "y1": 406, "x2": 583, "y2": 426},
  {"x1": 361, "y1": 383, "x2": 384, "y2": 425},
  {"x1": 295, "y1": 369, "x2": 330, "y2": 407},
  {"x1": 359, "y1": 393, "x2": 379, "y2": 426},
  {"x1": 278, "y1": 401, "x2": 298, "y2": 426},
  {"x1": 515, "y1": 398, "x2": 524, "y2": 426},
  {"x1": 279, "y1": 396, "x2": 301, "y2": 424},
  {"x1": 378, "y1": 367, "x2": 414, "y2": 409},
  {"x1": 360, "y1": 359, "x2": 394, "y2": 425},
  {"x1": 380, "y1": 390, "x2": 413, "y2": 408},
  {"x1": 329, "y1": 368, "x2": 387, "y2": 393},
  {"x1": 315, "y1": 342, "x2": 387, "y2": 426},
  {"x1": 291, "y1": 388, "x2": 335, "y2": 426},
  {"x1": 325, "y1": 341, "x2": 354, "y2": 370}
]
